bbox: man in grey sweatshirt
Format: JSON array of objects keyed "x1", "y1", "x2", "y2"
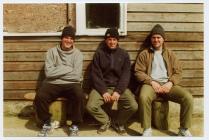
[{"x1": 34, "y1": 26, "x2": 85, "y2": 136}]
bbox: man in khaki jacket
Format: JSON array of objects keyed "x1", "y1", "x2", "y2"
[{"x1": 134, "y1": 24, "x2": 193, "y2": 137}]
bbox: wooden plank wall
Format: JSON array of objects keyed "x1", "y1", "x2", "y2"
[{"x1": 3, "y1": 3, "x2": 204, "y2": 100}]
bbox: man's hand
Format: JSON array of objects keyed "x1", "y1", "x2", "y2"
[
  {"x1": 151, "y1": 81, "x2": 163, "y2": 93},
  {"x1": 102, "y1": 92, "x2": 112, "y2": 103},
  {"x1": 161, "y1": 81, "x2": 173, "y2": 93},
  {"x1": 111, "y1": 91, "x2": 120, "y2": 101}
]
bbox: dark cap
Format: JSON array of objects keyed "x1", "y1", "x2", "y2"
[
  {"x1": 104, "y1": 28, "x2": 119, "y2": 40},
  {"x1": 61, "y1": 26, "x2": 76, "y2": 40},
  {"x1": 150, "y1": 24, "x2": 165, "y2": 39}
]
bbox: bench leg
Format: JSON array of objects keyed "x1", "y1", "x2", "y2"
[{"x1": 49, "y1": 100, "x2": 67, "y2": 126}]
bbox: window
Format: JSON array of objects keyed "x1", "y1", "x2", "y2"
[{"x1": 76, "y1": 3, "x2": 127, "y2": 36}]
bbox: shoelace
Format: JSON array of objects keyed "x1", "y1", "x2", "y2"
[
  {"x1": 38, "y1": 124, "x2": 52, "y2": 136},
  {"x1": 69, "y1": 125, "x2": 78, "y2": 136},
  {"x1": 179, "y1": 129, "x2": 192, "y2": 136}
]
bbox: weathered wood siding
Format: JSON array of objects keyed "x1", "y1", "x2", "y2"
[{"x1": 3, "y1": 3, "x2": 204, "y2": 100}]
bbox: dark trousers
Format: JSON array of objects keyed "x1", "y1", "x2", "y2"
[{"x1": 34, "y1": 82, "x2": 85, "y2": 124}]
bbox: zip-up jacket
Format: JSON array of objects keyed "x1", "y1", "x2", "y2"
[
  {"x1": 134, "y1": 46, "x2": 182, "y2": 85},
  {"x1": 91, "y1": 43, "x2": 131, "y2": 95}
]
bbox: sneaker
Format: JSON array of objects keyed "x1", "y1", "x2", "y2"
[
  {"x1": 111, "y1": 122, "x2": 127, "y2": 135},
  {"x1": 50, "y1": 120, "x2": 60, "y2": 129},
  {"x1": 37, "y1": 123, "x2": 53, "y2": 137},
  {"x1": 142, "y1": 128, "x2": 152, "y2": 137},
  {"x1": 69, "y1": 125, "x2": 79, "y2": 136},
  {"x1": 97, "y1": 120, "x2": 111, "y2": 134},
  {"x1": 178, "y1": 128, "x2": 192, "y2": 136}
]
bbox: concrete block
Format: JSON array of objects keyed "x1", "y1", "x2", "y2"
[{"x1": 4, "y1": 100, "x2": 68, "y2": 125}]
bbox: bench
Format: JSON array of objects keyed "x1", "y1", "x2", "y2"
[{"x1": 24, "y1": 90, "x2": 170, "y2": 130}]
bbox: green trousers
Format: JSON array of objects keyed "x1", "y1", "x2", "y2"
[
  {"x1": 138, "y1": 84, "x2": 193, "y2": 129},
  {"x1": 86, "y1": 88, "x2": 138, "y2": 125}
]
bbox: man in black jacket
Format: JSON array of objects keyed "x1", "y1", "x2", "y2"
[{"x1": 86, "y1": 28, "x2": 138, "y2": 135}]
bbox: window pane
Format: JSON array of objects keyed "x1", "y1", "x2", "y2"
[{"x1": 86, "y1": 4, "x2": 120, "y2": 29}]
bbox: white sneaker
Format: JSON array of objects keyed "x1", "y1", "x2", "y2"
[
  {"x1": 50, "y1": 120, "x2": 60, "y2": 129},
  {"x1": 178, "y1": 128, "x2": 192, "y2": 136},
  {"x1": 142, "y1": 128, "x2": 152, "y2": 136}
]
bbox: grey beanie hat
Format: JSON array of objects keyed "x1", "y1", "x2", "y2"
[{"x1": 150, "y1": 24, "x2": 165, "y2": 39}]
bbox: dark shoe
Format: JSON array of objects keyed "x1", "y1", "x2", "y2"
[
  {"x1": 97, "y1": 120, "x2": 111, "y2": 134},
  {"x1": 69, "y1": 125, "x2": 79, "y2": 136},
  {"x1": 111, "y1": 122, "x2": 127, "y2": 135}
]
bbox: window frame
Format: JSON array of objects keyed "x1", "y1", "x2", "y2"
[{"x1": 76, "y1": 3, "x2": 127, "y2": 36}]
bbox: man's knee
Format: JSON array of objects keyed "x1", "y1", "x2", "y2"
[
  {"x1": 138, "y1": 85, "x2": 155, "y2": 103},
  {"x1": 34, "y1": 92, "x2": 47, "y2": 102},
  {"x1": 130, "y1": 101, "x2": 138, "y2": 112},
  {"x1": 139, "y1": 93, "x2": 154, "y2": 104},
  {"x1": 122, "y1": 90, "x2": 138, "y2": 111},
  {"x1": 184, "y1": 92, "x2": 193, "y2": 106},
  {"x1": 176, "y1": 86, "x2": 193, "y2": 105},
  {"x1": 72, "y1": 85, "x2": 85, "y2": 99},
  {"x1": 76, "y1": 92, "x2": 86, "y2": 101}
]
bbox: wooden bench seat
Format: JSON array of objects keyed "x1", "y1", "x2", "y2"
[{"x1": 24, "y1": 92, "x2": 169, "y2": 130}]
